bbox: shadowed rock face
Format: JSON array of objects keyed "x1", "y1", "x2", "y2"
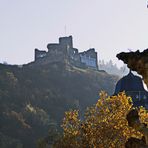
[
  {"x1": 116, "y1": 49, "x2": 148, "y2": 88},
  {"x1": 126, "y1": 109, "x2": 148, "y2": 148}
]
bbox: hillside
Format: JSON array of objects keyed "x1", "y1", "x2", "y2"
[{"x1": 0, "y1": 61, "x2": 118, "y2": 148}]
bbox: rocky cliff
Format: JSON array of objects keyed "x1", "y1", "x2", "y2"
[{"x1": 117, "y1": 49, "x2": 148, "y2": 87}]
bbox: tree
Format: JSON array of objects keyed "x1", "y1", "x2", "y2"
[{"x1": 53, "y1": 92, "x2": 148, "y2": 148}]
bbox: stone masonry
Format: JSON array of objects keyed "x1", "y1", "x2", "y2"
[{"x1": 34, "y1": 36, "x2": 99, "y2": 70}]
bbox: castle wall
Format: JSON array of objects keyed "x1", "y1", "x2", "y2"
[
  {"x1": 34, "y1": 51, "x2": 66, "y2": 65},
  {"x1": 34, "y1": 36, "x2": 99, "y2": 70},
  {"x1": 47, "y1": 44, "x2": 60, "y2": 51},
  {"x1": 80, "y1": 55, "x2": 97, "y2": 68},
  {"x1": 79, "y1": 48, "x2": 98, "y2": 69},
  {"x1": 67, "y1": 48, "x2": 80, "y2": 62},
  {"x1": 35, "y1": 49, "x2": 47, "y2": 61}
]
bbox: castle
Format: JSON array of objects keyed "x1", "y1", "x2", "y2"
[{"x1": 34, "y1": 36, "x2": 99, "y2": 70}]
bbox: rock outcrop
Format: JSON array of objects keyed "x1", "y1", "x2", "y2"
[
  {"x1": 116, "y1": 49, "x2": 148, "y2": 88},
  {"x1": 126, "y1": 109, "x2": 148, "y2": 148}
]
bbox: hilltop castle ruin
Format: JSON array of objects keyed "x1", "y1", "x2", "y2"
[{"x1": 34, "y1": 36, "x2": 99, "y2": 70}]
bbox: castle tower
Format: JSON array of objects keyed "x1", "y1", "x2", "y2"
[{"x1": 59, "y1": 36, "x2": 73, "y2": 49}]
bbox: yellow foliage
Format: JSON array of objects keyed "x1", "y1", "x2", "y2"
[
  {"x1": 139, "y1": 106, "x2": 148, "y2": 126},
  {"x1": 54, "y1": 92, "x2": 148, "y2": 148}
]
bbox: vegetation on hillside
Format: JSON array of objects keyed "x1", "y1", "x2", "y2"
[
  {"x1": 99, "y1": 60, "x2": 129, "y2": 77},
  {"x1": 39, "y1": 92, "x2": 148, "y2": 148},
  {"x1": 0, "y1": 62, "x2": 118, "y2": 148}
]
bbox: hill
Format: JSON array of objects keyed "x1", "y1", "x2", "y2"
[{"x1": 0, "y1": 61, "x2": 118, "y2": 148}]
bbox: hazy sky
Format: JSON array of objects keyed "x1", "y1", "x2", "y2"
[{"x1": 0, "y1": 0, "x2": 148, "y2": 67}]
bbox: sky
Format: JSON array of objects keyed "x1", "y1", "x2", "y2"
[{"x1": 0, "y1": 0, "x2": 148, "y2": 67}]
